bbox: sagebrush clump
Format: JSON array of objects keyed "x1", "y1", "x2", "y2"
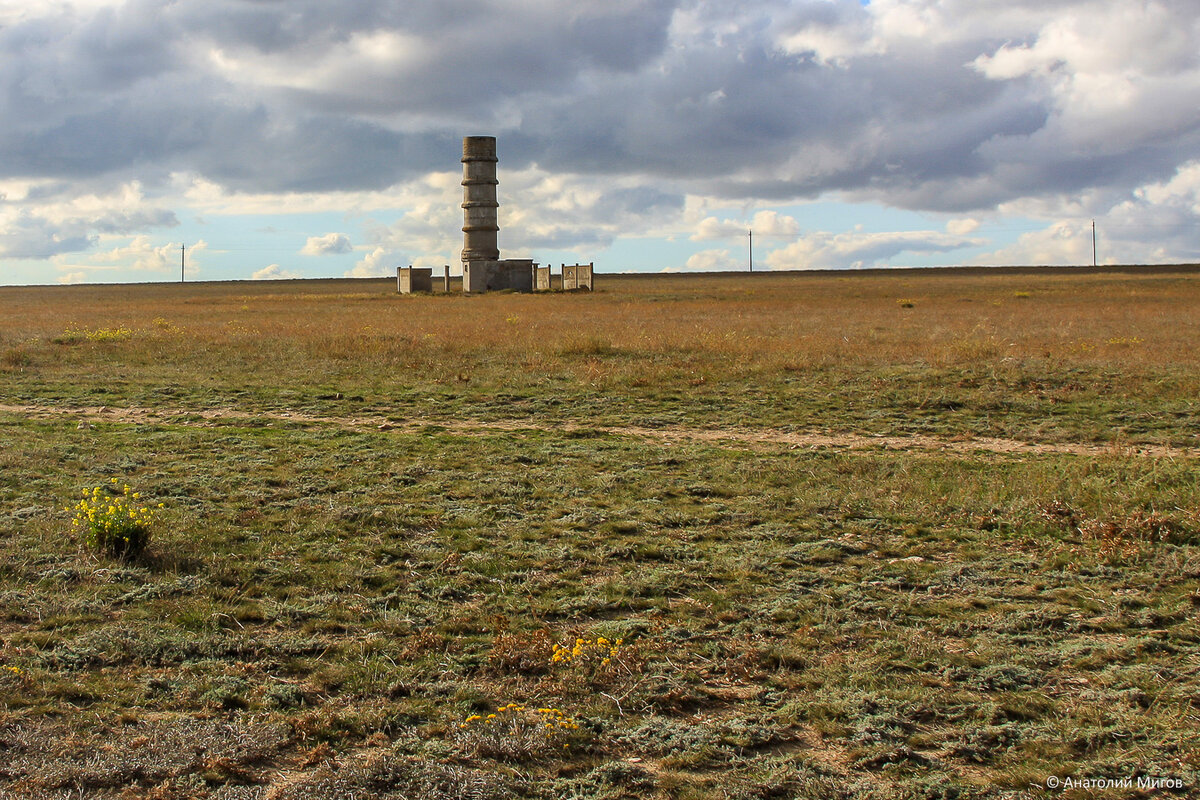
[
  {"x1": 454, "y1": 703, "x2": 583, "y2": 761},
  {"x1": 69, "y1": 479, "x2": 162, "y2": 559}
]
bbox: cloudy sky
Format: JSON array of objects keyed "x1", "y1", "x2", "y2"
[{"x1": 1, "y1": 0, "x2": 1198, "y2": 285}]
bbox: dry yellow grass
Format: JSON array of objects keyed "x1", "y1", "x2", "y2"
[
  {"x1": 2, "y1": 266, "x2": 1199, "y2": 445},
  {"x1": 3, "y1": 268, "x2": 1196, "y2": 368}
]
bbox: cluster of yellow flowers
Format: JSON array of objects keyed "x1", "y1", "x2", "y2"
[
  {"x1": 85, "y1": 326, "x2": 134, "y2": 342},
  {"x1": 551, "y1": 636, "x2": 623, "y2": 669},
  {"x1": 152, "y1": 317, "x2": 184, "y2": 334},
  {"x1": 57, "y1": 324, "x2": 136, "y2": 343},
  {"x1": 2, "y1": 665, "x2": 22, "y2": 677},
  {"x1": 455, "y1": 703, "x2": 584, "y2": 758},
  {"x1": 70, "y1": 479, "x2": 163, "y2": 558},
  {"x1": 459, "y1": 703, "x2": 579, "y2": 731}
]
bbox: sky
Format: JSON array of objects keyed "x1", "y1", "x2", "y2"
[{"x1": 1, "y1": 0, "x2": 1198, "y2": 286}]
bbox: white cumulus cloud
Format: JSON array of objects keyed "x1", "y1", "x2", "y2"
[
  {"x1": 766, "y1": 228, "x2": 985, "y2": 271},
  {"x1": 345, "y1": 247, "x2": 396, "y2": 278},
  {"x1": 683, "y1": 249, "x2": 741, "y2": 272},
  {"x1": 251, "y1": 264, "x2": 300, "y2": 280},
  {"x1": 301, "y1": 232, "x2": 353, "y2": 256}
]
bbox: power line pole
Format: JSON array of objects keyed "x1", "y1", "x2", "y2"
[
  {"x1": 1091, "y1": 220, "x2": 1097, "y2": 268},
  {"x1": 181, "y1": 243, "x2": 186, "y2": 283},
  {"x1": 748, "y1": 228, "x2": 753, "y2": 272}
]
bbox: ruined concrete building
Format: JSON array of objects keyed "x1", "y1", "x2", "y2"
[
  {"x1": 397, "y1": 136, "x2": 593, "y2": 294},
  {"x1": 459, "y1": 136, "x2": 534, "y2": 293}
]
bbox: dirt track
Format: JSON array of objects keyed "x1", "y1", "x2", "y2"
[{"x1": 1, "y1": 402, "x2": 1193, "y2": 459}]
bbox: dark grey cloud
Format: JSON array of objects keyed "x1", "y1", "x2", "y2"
[
  {"x1": 251, "y1": 1, "x2": 678, "y2": 122},
  {"x1": 0, "y1": 206, "x2": 177, "y2": 259},
  {"x1": 2, "y1": 0, "x2": 1200, "y2": 266},
  {"x1": 0, "y1": 212, "x2": 95, "y2": 259},
  {"x1": 599, "y1": 186, "x2": 685, "y2": 217},
  {"x1": 93, "y1": 208, "x2": 179, "y2": 234},
  {"x1": 0, "y1": 0, "x2": 678, "y2": 188},
  {"x1": 192, "y1": 114, "x2": 443, "y2": 193},
  {"x1": 523, "y1": 23, "x2": 1054, "y2": 207}
]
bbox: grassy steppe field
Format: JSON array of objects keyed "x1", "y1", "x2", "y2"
[{"x1": 1, "y1": 267, "x2": 1199, "y2": 799}]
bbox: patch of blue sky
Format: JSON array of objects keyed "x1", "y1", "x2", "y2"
[
  {"x1": 180, "y1": 210, "x2": 372, "y2": 282},
  {"x1": 2, "y1": 259, "x2": 68, "y2": 287}
]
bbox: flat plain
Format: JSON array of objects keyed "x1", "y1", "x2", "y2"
[{"x1": 1, "y1": 267, "x2": 1199, "y2": 799}]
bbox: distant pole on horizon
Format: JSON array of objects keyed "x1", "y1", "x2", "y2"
[
  {"x1": 748, "y1": 228, "x2": 753, "y2": 272},
  {"x1": 181, "y1": 243, "x2": 185, "y2": 283},
  {"x1": 1092, "y1": 220, "x2": 1097, "y2": 268}
]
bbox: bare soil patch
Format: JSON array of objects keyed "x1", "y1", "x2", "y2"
[{"x1": 0, "y1": 402, "x2": 1191, "y2": 459}]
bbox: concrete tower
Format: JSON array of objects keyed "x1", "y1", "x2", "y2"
[{"x1": 461, "y1": 136, "x2": 499, "y2": 265}]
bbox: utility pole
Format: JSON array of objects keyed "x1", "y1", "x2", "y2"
[
  {"x1": 748, "y1": 228, "x2": 753, "y2": 272},
  {"x1": 181, "y1": 243, "x2": 186, "y2": 283},
  {"x1": 1091, "y1": 220, "x2": 1097, "y2": 268}
]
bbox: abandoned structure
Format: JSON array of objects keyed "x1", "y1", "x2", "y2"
[
  {"x1": 396, "y1": 136, "x2": 594, "y2": 294},
  {"x1": 459, "y1": 136, "x2": 535, "y2": 293},
  {"x1": 396, "y1": 266, "x2": 432, "y2": 293},
  {"x1": 460, "y1": 136, "x2": 500, "y2": 264},
  {"x1": 398, "y1": 265, "x2": 451, "y2": 293},
  {"x1": 562, "y1": 262, "x2": 594, "y2": 291}
]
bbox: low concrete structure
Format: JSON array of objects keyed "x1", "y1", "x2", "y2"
[
  {"x1": 397, "y1": 266, "x2": 434, "y2": 294},
  {"x1": 562, "y1": 262, "x2": 594, "y2": 291},
  {"x1": 535, "y1": 265, "x2": 552, "y2": 291},
  {"x1": 463, "y1": 259, "x2": 535, "y2": 293}
]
